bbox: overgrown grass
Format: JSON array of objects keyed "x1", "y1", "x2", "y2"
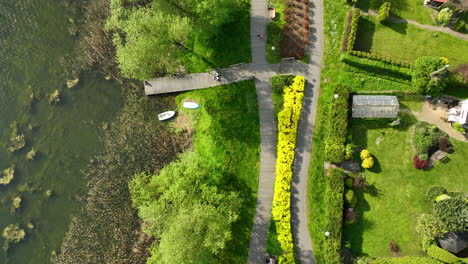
[
  {"x1": 356, "y1": 0, "x2": 435, "y2": 25},
  {"x1": 355, "y1": 16, "x2": 468, "y2": 67},
  {"x1": 399, "y1": 94, "x2": 424, "y2": 112},
  {"x1": 267, "y1": 0, "x2": 287, "y2": 63},
  {"x1": 181, "y1": 0, "x2": 251, "y2": 72},
  {"x1": 175, "y1": 80, "x2": 260, "y2": 263},
  {"x1": 271, "y1": 75, "x2": 295, "y2": 118},
  {"x1": 344, "y1": 113, "x2": 468, "y2": 257}
]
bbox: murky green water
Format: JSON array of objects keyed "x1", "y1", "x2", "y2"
[{"x1": 0, "y1": 1, "x2": 123, "y2": 263}]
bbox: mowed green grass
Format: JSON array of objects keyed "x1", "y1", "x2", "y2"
[
  {"x1": 176, "y1": 80, "x2": 260, "y2": 263},
  {"x1": 357, "y1": 0, "x2": 435, "y2": 25},
  {"x1": 344, "y1": 113, "x2": 468, "y2": 257},
  {"x1": 181, "y1": 0, "x2": 251, "y2": 72},
  {"x1": 355, "y1": 16, "x2": 468, "y2": 66}
]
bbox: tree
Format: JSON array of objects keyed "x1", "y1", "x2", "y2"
[
  {"x1": 377, "y1": 2, "x2": 391, "y2": 23},
  {"x1": 436, "y1": 8, "x2": 454, "y2": 26},
  {"x1": 129, "y1": 152, "x2": 241, "y2": 263},
  {"x1": 412, "y1": 56, "x2": 446, "y2": 94},
  {"x1": 434, "y1": 197, "x2": 468, "y2": 231}
]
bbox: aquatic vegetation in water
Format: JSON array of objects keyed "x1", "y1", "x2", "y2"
[
  {"x1": 26, "y1": 148, "x2": 37, "y2": 160},
  {"x1": 0, "y1": 167, "x2": 15, "y2": 185},
  {"x1": 8, "y1": 122, "x2": 26, "y2": 152},
  {"x1": 2, "y1": 224, "x2": 26, "y2": 252},
  {"x1": 27, "y1": 222, "x2": 35, "y2": 229},
  {"x1": 49, "y1": 90, "x2": 61, "y2": 104},
  {"x1": 45, "y1": 189, "x2": 53, "y2": 198},
  {"x1": 11, "y1": 196, "x2": 22, "y2": 213}
]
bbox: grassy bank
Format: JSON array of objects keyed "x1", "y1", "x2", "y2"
[
  {"x1": 355, "y1": 16, "x2": 468, "y2": 66},
  {"x1": 344, "y1": 113, "x2": 468, "y2": 257},
  {"x1": 175, "y1": 80, "x2": 260, "y2": 263},
  {"x1": 356, "y1": 0, "x2": 435, "y2": 25}
]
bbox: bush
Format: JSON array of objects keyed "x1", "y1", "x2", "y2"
[
  {"x1": 345, "y1": 178, "x2": 354, "y2": 188},
  {"x1": 362, "y1": 157, "x2": 374, "y2": 169},
  {"x1": 434, "y1": 197, "x2": 468, "y2": 231},
  {"x1": 360, "y1": 149, "x2": 371, "y2": 159},
  {"x1": 436, "y1": 8, "x2": 454, "y2": 26},
  {"x1": 346, "y1": 9, "x2": 361, "y2": 52},
  {"x1": 426, "y1": 186, "x2": 447, "y2": 201},
  {"x1": 272, "y1": 76, "x2": 305, "y2": 263},
  {"x1": 345, "y1": 189, "x2": 357, "y2": 207},
  {"x1": 453, "y1": 122, "x2": 465, "y2": 132},
  {"x1": 348, "y1": 50, "x2": 412, "y2": 68},
  {"x1": 413, "y1": 155, "x2": 430, "y2": 169},
  {"x1": 412, "y1": 56, "x2": 446, "y2": 94},
  {"x1": 324, "y1": 168, "x2": 345, "y2": 263},
  {"x1": 325, "y1": 85, "x2": 350, "y2": 163},
  {"x1": 0, "y1": 167, "x2": 15, "y2": 185},
  {"x1": 388, "y1": 241, "x2": 400, "y2": 255},
  {"x1": 344, "y1": 143, "x2": 354, "y2": 160},
  {"x1": 418, "y1": 153, "x2": 429, "y2": 161},
  {"x1": 427, "y1": 245, "x2": 460, "y2": 263},
  {"x1": 438, "y1": 137, "x2": 453, "y2": 153},
  {"x1": 416, "y1": 213, "x2": 446, "y2": 241},
  {"x1": 370, "y1": 256, "x2": 442, "y2": 264},
  {"x1": 377, "y1": 2, "x2": 391, "y2": 23},
  {"x1": 354, "y1": 175, "x2": 367, "y2": 188},
  {"x1": 414, "y1": 133, "x2": 432, "y2": 155}
]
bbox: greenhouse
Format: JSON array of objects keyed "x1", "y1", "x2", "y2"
[{"x1": 352, "y1": 95, "x2": 399, "y2": 118}]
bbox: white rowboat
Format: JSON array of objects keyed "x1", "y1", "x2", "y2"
[
  {"x1": 183, "y1": 102, "x2": 200, "y2": 109},
  {"x1": 158, "y1": 111, "x2": 176, "y2": 121}
]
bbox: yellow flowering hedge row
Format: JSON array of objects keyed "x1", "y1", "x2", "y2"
[{"x1": 272, "y1": 75, "x2": 305, "y2": 264}]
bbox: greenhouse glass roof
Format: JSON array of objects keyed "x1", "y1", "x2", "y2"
[
  {"x1": 352, "y1": 95, "x2": 399, "y2": 118},
  {"x1": 353, "y1": 95, "x2": 399, "y2": 106}
]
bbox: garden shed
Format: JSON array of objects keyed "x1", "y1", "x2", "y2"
[{"x1": 352, "y1": 95, "x2": 399, "y2": 118}]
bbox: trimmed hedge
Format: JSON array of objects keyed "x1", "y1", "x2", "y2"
[
  {"x1": 324, "y1": 85, "x2": 350, "y2": 163},
  {"x1": 427, "y1": 245, "x2": 461, "y2": 264},
  {"x1": 324, "y1": 168, "x2": 345, "y2": 263},
  {"x1": 377, "y1": 2, "x2": 391, "y2": 23},
  {"x1": 272, "y1": 75, "x2": 305, "y2": 264},
  {"x1": 371, "y1": 256, "x2": 441, "y2": 264},
  {"x1": 348, "y1": 50, "x2": 412, "y2": 68},
  {"x1": 346, "y1": 9, "x2": 361, "y2": 52}
]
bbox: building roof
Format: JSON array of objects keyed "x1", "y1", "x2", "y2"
[
  {"x1": 353, "y1": 95, "x2": 399, "y2": 106},
  {"x1": 438, "y1": 231, "x2": 468, "y2": 254},
  {"x1": 432, "y1": 0, "x2": 447, "y2": 3}
]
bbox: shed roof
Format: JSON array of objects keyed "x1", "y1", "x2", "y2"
[{"x1": 353, "y1": 95, "x2": 399, "y2": 106}]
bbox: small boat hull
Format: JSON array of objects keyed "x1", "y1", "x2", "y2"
[
  {"x1": 183, "y1": 102, "x2": 200, "y2": 109},
  {"x1": 158, "y1": 111, "x2": 176, "y2": 121}
]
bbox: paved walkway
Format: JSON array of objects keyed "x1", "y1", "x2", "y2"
[{"x1": 362, "y1": 10, "x2": 468, "y2": 41}]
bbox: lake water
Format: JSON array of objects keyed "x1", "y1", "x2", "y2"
[{"x1": 0, "y1": 0, "x2": 123, "y2": 263}]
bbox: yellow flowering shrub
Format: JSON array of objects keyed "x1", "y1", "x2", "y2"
[{"x1": 272, "y1": 76, "x2": 305, "y2": 264}]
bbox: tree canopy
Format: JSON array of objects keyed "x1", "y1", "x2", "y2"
[
  {"x1": 412, "y1": 56, "x2": 446, "y2": 94},
  {"x1": 129, "y1": 152, "x2": 241, "y2": 263}
]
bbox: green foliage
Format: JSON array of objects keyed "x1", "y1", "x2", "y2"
[
  {"x1": 49, "y1": 89, "x2": 61, "y2": 104},
  {"x1": 267, "y1": 21, "x2": 283, "y2": 63},
  {"x1": 427, "y1": 245, "x2": 460, "y2": 263},
  {"x1": 416, "y1": 213, "x2": 446, "y2": 241},
  {"x1": 453, "y1": 122, "x2": 465, "y2": 132},
  {"x1": 435, "y1": 194, "x2": 451, "y2": 202},
  {"x1": 377, "y1": 2, "x2": 391, "y2": 23},
  {"x1": 324, "y1": 85, "x2": 350, "y2": 163},
  {"x1": 434, "y1": 197, "x2": 468, "y2": 232},
  {"x1": 427, "y1": 186, "x2": 447, "y2": 202},
  {"x1": 130, "y1": 152, "x2": 241, "y2": 264},
  {"x1": 272, "y1": 75, "x2": 295, "y2": 118},
  {"x1": 370, "y1": 256, "x2": 441, "y2": 264},
  {"x1": 26, "y1": 148, "x2": 36, "y2": 160},
  {"x1": 345, "y1": 177, "x2": 354, "y2": 188},
  {"x1": 360, "y1": 149, "x2": 371, "y2": 159},
  {"x1": 413, "y1": 122, "x2": 447, "y2": 157},
  {"x1": 346, "y1": 9, "x2": 361, "y2": 52},
  {"x1": 344, "y1": 143, "x2": 354, "y2": 160},
  {"x1": 272, "y1": 76, "x2": 305, "y2": 263},
  {"x1": 8, "y1": 121, "x2": 26, "y2": 152},
  {"x1": 412, "y1": 56, "x2": 446, "y2": 94},
  {"x1": 345, "y1": 189, "x2": 357, "y2": 207},
  {"x1": 2, "y1": 224, "x2": 26, "y2": 252},
  {"x1": 419, "y1": 153, "x2": 429, "y2": 161},
  {"x1": 0, "y1": 167, "x2": 15, "y2": 185},
  {"x1": 436, "y1": 8, "x2": 454, "y2": 26},
  {"x1": 324, "y1": 168, "x2": 345, "y2": 263}
]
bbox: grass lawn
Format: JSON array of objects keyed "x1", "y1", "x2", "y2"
[
  {"x1": 355, "y1": 16, "x2": 468, "y2": 66},
  {"x1": 344, "y1": 113, "x2": 468, "y2": 257},
  {"x1": 356, "y1": 0, "x2": 436, "y2": 25},
  {"x1": 399, "y1": 94, "x2": 424, "y2": 112},
  {"x1": 176, "y1": 80, "x2": 260, "y2": 263},
  {"x1": 181, "y1": 0, "x2": 251, "y2": 72},
  {"x1": 267, "y1": 0, "x2": 287, "y2": 63},
  {"x1": 271, "y1": 75, "x2": 295, "y2": 118}
]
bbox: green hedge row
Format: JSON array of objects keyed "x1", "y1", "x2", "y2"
[
  {"x1": 272, "y1": 75, "x2": 305, "y2": 264},
  {"x1": 338, "y1": 72, "x2": 414, "y2": 92},
  {"x1": 323, "y1": 168, "x2": 345, "y2": 263},
  {"x1": 346, "y1": 9, "x2": 361, "y2": 52},
  {"x1": 371, "y1": 256, "x2": 441, "y2": 264},
  {"x1": 341, "y1": 53, "x2": 413, "y2": 84},
  {"x1": 324, "y1": 85, "x2": 350, "y2": 163},
  {"x1": 427, "y1": 245, "x2": 464, "y2": 264},
  {"x1": 349, "y1": 50, "x2": 412, "y2": 68}
]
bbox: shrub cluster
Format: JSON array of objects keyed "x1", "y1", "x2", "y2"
[
  {"x1": 342, "y1": 10, "x2": 354, "y2": 52},
  {"x1": 436, "y1": 8, "x2": 454, "y2": 26},
  {"x1": 377, "y1": 2, "x2": 391, "y2": 23},
  {"x1": 412, "y1": 122, "x2": 449, "y2": 169},
  {"x1": 412, "y1": 56, "x2": 446, "y2": 94},
  {"x1": 346, "y1": 9, "x2": 361, "y2": 52},
  {"x1": 370, "y1": 256, "x2": 441, "y2": 264},
  {"x1": 360, "y1": 149, "x2": 375, "y2": 169},
  {"x1": 348, "y1": 51, "x2": 412, "y2": 68},
  {"x1": 272, "y1": 76, "x2": 305, "y2": 264},
  {"x1": 413, "y1": 155, "x2": 430, "y2": 169},
  {"x1": 323, "y1": 168, "x2": 345, "y2": 263},
  {"x1": 324, "y1": 85, "x2": 350, "y2": 163},
  {"x1": 280, "y1": 0, "x2": 310, "y2": 59},
  {"x1": 427, "y1": 245, "x2": 460, "y2": 263}
]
